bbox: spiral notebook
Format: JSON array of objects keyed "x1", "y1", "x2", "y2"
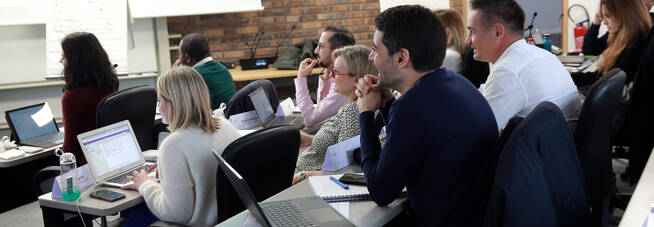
[{"x1": 309, "y1": 174, "x2": 407, "y2": 203}]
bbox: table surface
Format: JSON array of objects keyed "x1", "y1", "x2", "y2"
[
  {"x1": 619, "y1": 148, "x2": 654, "y2": 227},
  {"x1": 217, "y1": 166, "x2": 406, "y2": 227},
  {"x1": 38, "y1": 184, "x2": 143, "y2": 217},
  {"x1": 228, "y1": 66, "x2": 322, "y2": 82},
  {"x1": 0, "y1": 145, "x2": 60, "y2": 168}
]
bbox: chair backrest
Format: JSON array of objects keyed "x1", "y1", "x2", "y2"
[
  {"x1": 458, "y1": 46, "x2": 490, "y2": 88},
  {"x1": 216, "y1": 125, "x2": 300, "y2": 223},
  {"x1": 574, "y1": 68, "x2": 626, "y2": 201},
  {"x1": 96, "y1": 86, "x2": 157, "y2": 151},
  {"x1": 484, "y1": 102, "x2": 589, "y2": 227},
  {"x1": 224, "y1": 80, "x2": 279, "y2": 119}
]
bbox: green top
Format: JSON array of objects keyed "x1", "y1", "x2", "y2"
[{"x1": 193, "y1": 61, "x2": 236, "y2": 109}]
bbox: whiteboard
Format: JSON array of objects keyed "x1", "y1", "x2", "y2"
[
  {"x1": 45, "y1": 0, "x2": 128, "y2": 76},
  {"x1": 380, "y1": 0, "x2": 450, "y2": 11},
  {"x1": 0, "y1": 0, "x2": 45, "y2": 26}
]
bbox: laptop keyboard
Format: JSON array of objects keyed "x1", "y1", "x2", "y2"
[
  {"x1": 23, "y1": 132, "x2": 64, "y2": 148},
  {"x1": 260, "y1": 201, "x2": 317, "y2": 227},
  {"x1": 271, "y1": 117, "x2": 299, "y2": 126},
  {"x1": 106, "y1": 165, "x2": 151, "y2": 184}
]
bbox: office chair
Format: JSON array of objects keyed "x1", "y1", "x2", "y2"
[
  {"x1": 458, "y1": 46, "x2": 490, "y2": 88},
  {"x1": 224, "y1": 79, "x2": 279, "y2": 119},
  {"x1": 483, "y1": 102, "x2": 590, "y2": 227},
  {"x1": 96, "y1": 86, "x2": 157, "y2": 151},
  {"x1": 216, "y1": 125, "x2": 300, "y2": 223},
  {"x1": 573, "y1": 68, "x2": 626, "y2": 227}
]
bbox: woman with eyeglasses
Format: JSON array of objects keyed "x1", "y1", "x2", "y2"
[{"x1": 293, "y1": 45, "x2": 378, "y2": 183}]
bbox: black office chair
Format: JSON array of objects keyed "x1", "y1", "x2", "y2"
[
  {"x1": 483, "y1": 102, "x2": 590, "y2": 227},
  {"x1": 96, "y1": 86, "x2": 157, "y2": 151},
  {"x1": 224, "y1": 79, "x2": 279, "y2": 119},
  {"x1": 458, "y1": 46, "x2": 490, "y2": 88},
  {"x1": 216, "y1": 125, "x2": 300, "y2": 223},
  {"x1": 573, "y1": 68, "x2": 626, "y2": 227}
]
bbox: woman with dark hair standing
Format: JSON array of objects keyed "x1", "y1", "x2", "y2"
[{"x1": 60, "y1": 32, "x2": 119, "y2": 165}]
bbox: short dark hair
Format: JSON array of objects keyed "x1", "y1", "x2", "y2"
[
  {"x1": 61, "y1": 32, "x2": 118, "y2": 92},
  {"x1": 374, "y1": 5, "x2": 446, "y2": 72},
  {"x1": 180, "y1": 33, "x2": 211, "y2": 61},
  {"x1": 323, "y1": 25, "x2": 355, "y2": 50},
  {"x1": 470, "y1": 0, "x2": 525, "y2": 34}
]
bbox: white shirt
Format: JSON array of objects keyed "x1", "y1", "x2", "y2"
[
  {"x1": 193, "y1": 56, "x2": 213, "y2": 68},
  {"x1": 483, "y1": 39, "x2": 581, "y2": 130},
  {"x1": 138, "y1": 117, "x2": 242, "y2": 226},
  {"x1": 442, "y1": 46, "x2": 462, "y2": 73}
]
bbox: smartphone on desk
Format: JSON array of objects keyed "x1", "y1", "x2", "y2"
[
  {"x1": 90, "y1": 189, "x2": 125, "y2": 202},
  {"x1": 339, "y1": 173, "x2": 367, "y2": 186}
]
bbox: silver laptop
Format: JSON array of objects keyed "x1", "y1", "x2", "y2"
[
  {"x1": 5, "y1": 102, "x2": 64, "y2": 148},
  {"x1": 77, "y1": 120, "x2": 154, "y2": 188},
  {"x1": 214, "y1": 149, "x2": 354, "y2": 227},
  {"x1": 248, "y1": 87, "x2": 303, "y2": 129}
]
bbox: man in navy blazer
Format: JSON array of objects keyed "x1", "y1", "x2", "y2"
[{"x1": 356, "y1": 5, "x2": 499, "y2": 226}]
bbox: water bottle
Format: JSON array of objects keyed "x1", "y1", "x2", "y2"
[
  {"x1": 55, "y1": 149, "x2": 80, "y2": 201},
  {"x1": 527, "y1": 38, "x2": 536, "y2": 45},
  {"x1": 543, "y1": 34, "x2": 552, "y2": 53}
]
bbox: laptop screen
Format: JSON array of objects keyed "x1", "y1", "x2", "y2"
[
  {"x1": 6, "y1": 103, "x2": 58, "y2": 142},
  {"x1": 79, "y1": 123, "x2": 143, "y2": 177},
  {"x1": 249, "y1": 88, "x2": 275, "y2": 124}
]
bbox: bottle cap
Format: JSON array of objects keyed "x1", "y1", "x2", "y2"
[{"x1": 527, "y1": 38, "x2": 535, "y2": 42}]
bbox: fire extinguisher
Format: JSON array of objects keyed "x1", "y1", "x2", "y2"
[{"x1": 574, "y1": 22, "x2": 588, "y2": 53}]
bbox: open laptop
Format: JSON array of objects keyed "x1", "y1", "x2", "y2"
[
  {"x1": 248, "y1": 87, "x2": 303, "y2": 129},
  {"x1": 5, "y1": 102, "x2": 64, "y2": 148},
  {"x1": 214, "y1": 150, "x2": 354, "y2": 227},
  {"x1": 77, "y1": 120, "x2": 154, "y2": 188}
]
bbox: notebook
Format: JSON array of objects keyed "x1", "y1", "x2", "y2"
[
  {"x1": 248, "y1": 87, "x2": 303, "y2": 129},
  {"x1": 4, "y1": 102, "x2": 64, "y2": 148},
  {"x1": 77, "y1": 120, "x2": 154, "y2": 187},
  {"x1": 309, "y1": 174, "x2": 407, "y2": 203}
]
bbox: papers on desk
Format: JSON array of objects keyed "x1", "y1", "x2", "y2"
[
  {"x1": 229, "y1": 110, "x2": 262, "y2": 130},
  {"x1": 0, "y1": 149, "x2": 25, "y2": 160},
  {"x1": 276, "y1": 98, "x2": 296, "y2": 117},
  {"x1": 309, "y1": 174, "x2": 371, "y2": 203},
  {"x1": 18, "y1": 146, "x2": 43, "y2": 153},
  {"x1": 322, "y1": 135, "x2": 360, "y2": 171},
  {"x1": 51, "y1": 165, "x2": 95, "y2": 200}
]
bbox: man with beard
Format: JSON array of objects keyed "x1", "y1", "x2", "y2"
[
  {"x1": 355, "y1": 5, "x2": 498, "y2": 226},
  {"x1": 295, "y1": 26, "x2": 355, "y2": 127}
]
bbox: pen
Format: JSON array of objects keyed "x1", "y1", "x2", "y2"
[{"x1": 329, "y1": 176, "x2": 349, "y2": 190}]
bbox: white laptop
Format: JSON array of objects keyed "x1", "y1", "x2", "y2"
[{"x1": 77, "y1": 120, "x2": 154, "y2": 188}]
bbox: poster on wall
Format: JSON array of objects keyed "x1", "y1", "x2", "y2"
[{"x1": 380, "y1": 0, "x2": 450, "y2": 11}]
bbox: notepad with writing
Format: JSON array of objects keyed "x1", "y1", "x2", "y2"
[{"x1": 309, "y1": 174, "x2": 371, "y2": 203}]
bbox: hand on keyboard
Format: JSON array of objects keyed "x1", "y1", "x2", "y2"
[{"x1": 120, "y1": 169, "x2": 153, "y2": 190}]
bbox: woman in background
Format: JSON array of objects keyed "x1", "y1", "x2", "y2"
[
  {"x1": 293, "y1": 45, "x2": 378, "y2": 184},
  {"x1": 435, "y1": 9, "x2": 467, "y2": 73},
  {"x1": 60, "y1": 32, "x2": 119, "y2": 165},
  {"x1": 122, "y1": 66, "x2": 241, "y2": 226}
]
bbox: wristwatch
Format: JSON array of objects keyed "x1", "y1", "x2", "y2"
[{"x1": 298, "y1": 172, "x2": 307, "y2": 181}]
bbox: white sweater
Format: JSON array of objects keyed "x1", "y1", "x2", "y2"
[{"x1": 138, "y1": 118, "x2": 241, "y2": 227}]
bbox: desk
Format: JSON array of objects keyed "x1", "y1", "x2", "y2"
[
  {"x1": 217, "y1": 166, "x2": 406, "y2": 227},
  {"x1": 0, "y1": 145, "x2": 60, "y2": 168},
  {"x1": 619, "y1": 147, "x2": 654, "y2": 227},
  {"x1": 39, "y1": 185, "x2": 143, "y2": 227},
  {"x1": 227, "y1": 66, "x2": 322, "y2": 82}
]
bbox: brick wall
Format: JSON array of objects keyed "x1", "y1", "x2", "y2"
[{"x1": 167, "y1": 0, "x2": 381, "y2": 65}]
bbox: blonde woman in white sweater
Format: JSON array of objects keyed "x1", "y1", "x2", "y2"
[{"x1": 122, "y1": 66, "x2": 241, "y2": 226}]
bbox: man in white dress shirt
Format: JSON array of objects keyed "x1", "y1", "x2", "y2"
[{"x1": 466, "y1": 0, "x2": 581, "y2": 130}]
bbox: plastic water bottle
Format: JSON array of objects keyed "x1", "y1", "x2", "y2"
[
  {"x1": 527, "y1": 38, "x2": 536, "y2": 45},
  {"x1": 543, "y1": 34, "x2": 552, "y2": 53},
  {"x1": 55, "y1": 149, "x2": 80, "y2": 201}
]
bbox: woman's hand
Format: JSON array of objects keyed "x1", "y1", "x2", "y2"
[
  {"x1": 299, "y1": 131, "x2": 314, "y2": 148},
  {"x1": 121, "y1": 169, "x2": 153, "y2": 190},
  {"x1": 592, "y1": 8, "x2": 603, "y2": 25},
  {"x1": 292, "y1": 171, "x2": 320, "y2": 185}
]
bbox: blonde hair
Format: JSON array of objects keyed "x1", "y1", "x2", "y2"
[
  {"x1": 597, "y1": 0, "x2": 652, "y2": 74},
  {"x1": 331, "y1": 45, "x2": 378, "y2": 100},
  {"x1": 435, "y1": 9, "x2": 467, "y2": 56},
  {"x1": 157, "y1": 66, "x2": 219, "y2": 133}
]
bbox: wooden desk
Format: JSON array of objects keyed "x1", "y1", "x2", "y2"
[
  {"x1": 619, "y1": 147, "x2": 654, "y2": 227},
  {"x1": 228, "y1": 66, "x2": 322, "y2": 82}
]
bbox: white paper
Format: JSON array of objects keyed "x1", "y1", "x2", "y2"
[
  {"x1": 229, "y1": 110, "x2": 262, "y2": 130},
  {"x1": 479, "y1": 83, "x2": 486, "y2": 93},
  {"x1": 329, "y1": 202, "x2": 350, "y2": 219},
  {"x1": 276, "y1": 98, "x2": 296, "y2": 117},
  {"x1": 0, "y1": 149, "x2": 25, "y2": 160},
  {"x1": 322, "y1": 135, "x2": 360, "y2": 171},
  {"x1": 31, "y1": 102, "x2": 54, "y2": 127},
  {"x1": 17, "y1": 146, "x2": 43, "y2": 154},
  {"x1": 52, "y1": 164, "x2": 95, "y2": 199},
  {"x1": 46, "y1": 0, "x2": 128, "y2": 76}
]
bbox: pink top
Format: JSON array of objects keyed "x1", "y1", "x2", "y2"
[{"x1": 294, "y1": 75, "x2": 348, "y2": 127}]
